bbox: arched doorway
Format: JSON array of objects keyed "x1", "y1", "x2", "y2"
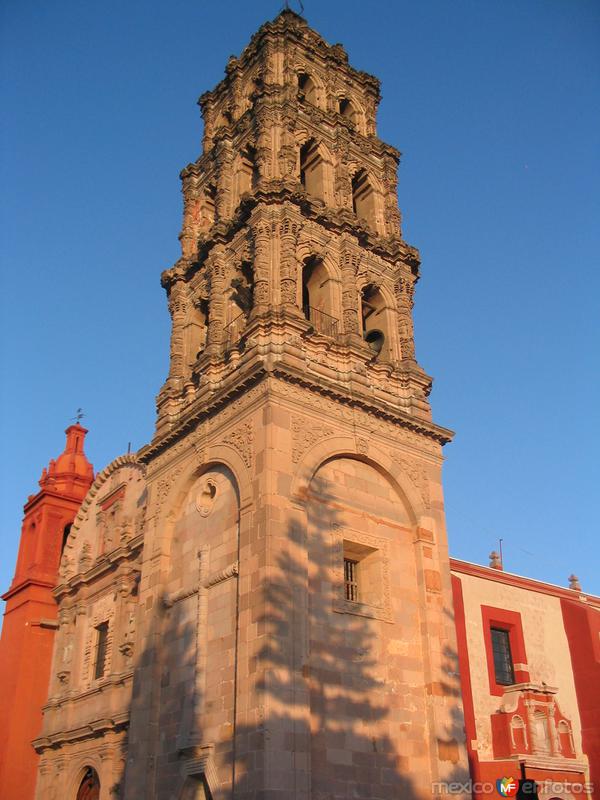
[{"x1": 76, "y1": 767, "x2": 100, "y2": 800}]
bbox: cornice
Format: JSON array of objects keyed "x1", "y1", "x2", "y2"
[
  {"x1": 450, "y1": 558, "x2": 600, "y2": 607},
  {"x1": 33, "y1": 710, "x2": 130, "y2": 753},
  {"x1": 161, "y1": 192, "x2": 419, "y2": 292},
  {"x1": 1, "y1": 576, "x2": 56, "y2": 603},
  {"x1": 141, "y1": 353, "x2": 452, "y2": 466},
  {"x1": 54, "y1": 534, "x2": 143, "y2": 601}
]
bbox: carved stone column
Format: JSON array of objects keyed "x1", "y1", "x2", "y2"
[
  {"x1": 254, "y1": 104, "x2": 274, "y2": 181},
  {"x1": 334, "y1": 153, "x2": 353, "y2": 210},
  {"x1": 383, "y1": 153, "x2": 402, "y2": 237},
  {"x1": 395, "y1": 276, "x2": 417, "y2": 362},
  {"x1": 200, "y1": 97, "x2": 216, "y2": 152},
  {"x1": 251, "y1": 222, "x2": 271, "y2": 317},
  {"x1": 206, "y1": 249, "x2": 228, "y2": 353},
  {"x1": 166, "y1": 280, "x2": 189, "y2": 391},
  {"x1": 179, "y1": 172, "x2": 200, "y2": 259},
  {"x1": 277, "y1": 111, "x2": 297, "y2": 180},
  {"x1": 214, "y1": 139, "x2": 233, "y2": 221},
  {"x1": 339, "y1": 250, "x2": 361, "y2": 336},
  {"x1": 279, "y1": 218, "x2": 301, "y2": 308}
]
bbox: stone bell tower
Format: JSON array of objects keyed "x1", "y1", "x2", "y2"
[{"x1": 126, "y1": 10, "x2": 469, "y2": 799}]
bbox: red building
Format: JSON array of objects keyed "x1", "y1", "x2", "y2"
[
  {"x1": 0, "y1": 425, "x2": 93, "y2": 800},
  {"x1": 452, "y1": 556, "x2": 599, "y2": 799}
]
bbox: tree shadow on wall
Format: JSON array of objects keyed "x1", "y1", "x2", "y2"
[
  {"x1": 122, "y1": 474, "x2": 469, "y2": 800},
  {"x1": 227, "y1": 475, "x2": 426, "y2": 800}
]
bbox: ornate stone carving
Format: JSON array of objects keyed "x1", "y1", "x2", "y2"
[
  {"x1": 291, "y1": 414, "x2": 335, "y2": 463},
  {"x1": 391, "y1": 453, "x2": 431, "y2": 510},
  {"x1": 223, "y1": 421, "x2": 254, "y2": 468},
  {"x1": 154, "y1": 465, "x2": 183, "y2": 516}
]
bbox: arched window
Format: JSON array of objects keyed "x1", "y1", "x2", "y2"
[
  {"x1": 236, "y1": 146, "x2": 258, "y2": 203},
  {"x1": 558, "y1": 720, "x2": 575, "y2": 757},
  {"x1": 200, "y1": 184, "x2": 216, "y2": 230},
  {"x1": 298, "y1": 72, "x2": 317, "y2": 105},
  {"x1": 302, "y1": 257, "x2": 338, "y2": 337},
  {"x1": 352, "y1": 169, "x2": 377, "y2": 229},
  {"x1": 61, "y1": 523, "x2": 72, "y2": 557},
  {"x1": 76, "y1": 767, "x2": 100, "y2": 800},
  {"x1": 226, "y1": 262, "x2": 253, "y2": 349},
  {"x1": 300, "y1": 139, "x2": 326, "y2": 203},
  {"x1": 339, "y1": 97, "x2": 356, "y2": 128},
  {"x1": 184, "y1": 301, "x2": 208, "y2": 368},
  {"x1": 361, "y1": 284, "x2": 392, "y2": 360},
  {"x1": 510, "y1": 714, "x2": 528, "y2": 752}
]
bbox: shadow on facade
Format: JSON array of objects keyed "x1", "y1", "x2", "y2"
[{"x1": 117, "y1": 475, "x2": 467, "y2": 800}]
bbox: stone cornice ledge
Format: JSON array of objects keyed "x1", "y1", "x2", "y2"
[
  {"x1": 54, "y1": 535, "x2": 143, "y2": 600},
  {"x1": 33, "y1": 711, "x2": 129, "y2": 753},
  {"x1": 142, "y1": 364, "x2": 452, "y2": 466}
]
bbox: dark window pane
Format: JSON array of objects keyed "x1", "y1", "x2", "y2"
[
  {"x1": 94, "y1": 622, "x2": 109, "y2": 680},
  {"x1": 344, "y1": 558, "x2": 359, "y2": 602},
  {"x1": 491, "y1": 627, "x2": 515, "y2": 685}
]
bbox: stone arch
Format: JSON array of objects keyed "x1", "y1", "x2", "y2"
[
  {"x1": 296, "y1": 66, "x2": 326, "y2": 109},
  {"x1": 60, "y1": 454, "x2": 145, "y2": 577},
  {"x1": 351, "y1": 168, "x2": 384, "y2": 231},
  {"x1": 65, "y1": 757, "x2": 104, "y2": 800},
  {"x1": 359, "y1": 281, "x2": 399, "y2": 362},
  {"x1": 183, "y1": 300, "x2": 208, "y2": 370},
  {"x1": 297, "y1": 136, "x2": 334, "y2": 205},
  {"x1": 300, "y1": 255, "x2": 340, "y2": 334},
  {"x1": 290, "y1": 434, "x2": 425, "y2": 524},
  {"x1": 232, "y1": 144, "x2": 258, "y2": 209},
  {"x1": 153, "y1": 443, "x2": 253, "y2": 563},
  {"x1": 338, "y1": 95, "x2": 366, "y2": 134}
]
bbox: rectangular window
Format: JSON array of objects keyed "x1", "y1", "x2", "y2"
[
  {"x1": 94, "y1": 622, "x2": 109, "y2": 680},
  {"x1": 344, "y1": 558, "x2": 359, "y2": 602},
  {"x1": 491, "y1": 627, "x2": 515, "y2": 685}
]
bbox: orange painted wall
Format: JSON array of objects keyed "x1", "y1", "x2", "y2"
[{"x1": 0, "y1": 426, "x2": 93, "y2": 800}]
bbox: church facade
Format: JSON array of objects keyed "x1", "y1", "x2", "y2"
[{"x1": 0, "y1": 11, "x2": 597, "y2": 800}]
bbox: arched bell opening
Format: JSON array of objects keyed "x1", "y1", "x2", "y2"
[
  {"x1": 361, "y1": 284, "x2": 393, "y2": 361},
  {"x1": 183, "y1": 300, "x2": 208, "y2": 370},
  {"x1": 301, "y1": 257, "x2": 338, "y2": 337},
  {"x1": 300, "y1": 139, "x2": 327, "y2": 203},
  {"x1": 298, "y1": 72, "x2": 318, "y2": 106},
  {"x1": 351, "y1": 169, "x2": 378, "y2": 230},
  {"x1": 235, "y1": 145, "x2": 259, "y2": 206},
  {"x1": 226, "y1": 261, "x2": 253, "y2": 349},
  {"x1": 200, "y1": 184, "x2": 217, "y2": 230}
]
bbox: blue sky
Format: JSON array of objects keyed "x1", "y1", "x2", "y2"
[{"x1": 1, "y1": 0, "x2": 599, "y2": 596}]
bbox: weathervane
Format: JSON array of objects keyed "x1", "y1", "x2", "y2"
[
  {"x1": 72, "y1": 408, "x2": 85, "y2": 424},
  {"x1": 282, "y1": 0, "x2": 305, "y2": 14}
]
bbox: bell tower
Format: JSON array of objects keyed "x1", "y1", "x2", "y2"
[
  {"x1": 0, "y1": 424, "x2": 93, "y2": 800},
  {"x1": 128, "y1": 10, "x2": 470, "y2": 799}
]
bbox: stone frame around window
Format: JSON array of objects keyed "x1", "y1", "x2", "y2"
[{"x1": 331, "y1": 527, "x2": 393, "y2": 623}]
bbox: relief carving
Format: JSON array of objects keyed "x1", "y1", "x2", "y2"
[
  {"x1": 391, "y1": 454, "x2": 431, "y2": 510},
  {"x1": 291, "y1": 414, "x2": 335, "y2": 463},
  {"x1": 223, "y1": 421, "x2": 254, "y2": 468}
]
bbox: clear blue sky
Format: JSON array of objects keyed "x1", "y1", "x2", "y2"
[{"x1": 1, "y1": 0, "x2": 599, "y2": 596}]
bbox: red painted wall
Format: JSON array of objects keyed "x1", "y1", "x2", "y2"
[{"x1": 561, "y1": 597, "x2": 600, "y2": 793}]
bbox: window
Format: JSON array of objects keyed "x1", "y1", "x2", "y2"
[
  {"x1": 352, "y1": 169, "x2": 377, "y2": 229},
  {"x1": 481, "y1": 606, "x2": 528, "y2": 695},
  {"x1": 490, "y1": 627, "x2": 515, "y2": 685},
  {"x1": 299, "y1": 139, "x2": 326, "y2": 202},
  {"x1": 94, "y1": 622, "x2": 109, "y2": 680},
  {"x1": 344, "y1": 558, "x2": 359, "y2": 602},
  {"x1": 334, "y1": 534, "x2": 393, "y2": 622},
  {"x1": 298, "y1": 72, "x2": 317, "y2": 105}
]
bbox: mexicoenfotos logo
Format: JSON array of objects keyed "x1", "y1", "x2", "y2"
[{"x1": 496, "y1": 777, "x2": 518, "y2": 797}]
